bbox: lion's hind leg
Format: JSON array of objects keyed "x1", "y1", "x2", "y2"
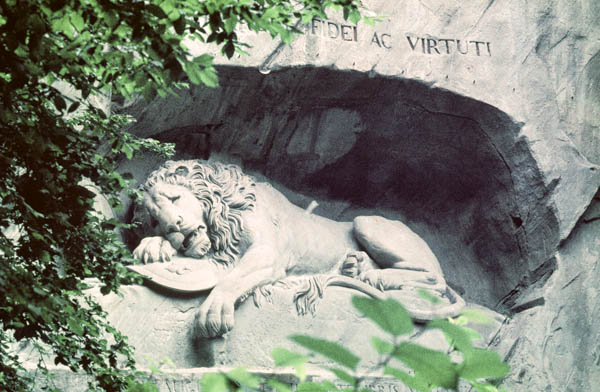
[{"x1": 352, "y1": 216, "x2": 448, "y2": 295}]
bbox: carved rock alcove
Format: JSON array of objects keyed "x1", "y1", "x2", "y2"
[{"x1": 119, "y1": 65, "x2": 559, "y2": 311}]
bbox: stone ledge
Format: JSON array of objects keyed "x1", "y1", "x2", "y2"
[{"x1": 26, "y1": 366, "x2": 452, "y2": 392}]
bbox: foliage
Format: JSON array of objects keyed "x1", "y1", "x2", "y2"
[
  {"x1": 0, "y1": 0, "x2": 369, "y2": 390},
  {"x1": 200, "y1": 296, "x2": 509, "y2": 392}
]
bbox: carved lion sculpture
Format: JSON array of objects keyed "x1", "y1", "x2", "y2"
[{"x1": 132, "y1": 160, "x2": 464, "y2": 338}]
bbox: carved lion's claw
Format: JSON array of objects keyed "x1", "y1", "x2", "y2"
[
  {"x1": 193, "y1": 291, "x2": 235, "y2": 338},
  {"x1": 342, "y1": 250, "x2": 370, "y2": 278},
  {"x1": 133, "y1": 236, "x2": 176, "y2": 264},
  {"x1": 359, "y1": 269, "x2": 386, "y2": 291}
]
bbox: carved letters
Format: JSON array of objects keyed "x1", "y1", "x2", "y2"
[{"x1": 303, "y1": 18, "x2": 492, "y2": 57}]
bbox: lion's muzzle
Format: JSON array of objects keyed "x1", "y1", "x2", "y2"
[{"x1": 166, "y1": 232, "x2": 185, "y2": 250}]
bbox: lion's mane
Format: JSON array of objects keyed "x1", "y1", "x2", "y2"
[{"x1": 141, "y1": 160, "x2": 256, "y2": 266}]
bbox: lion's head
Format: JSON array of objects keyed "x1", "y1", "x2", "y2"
[{"x1": 132, "y1": 160, "x2": 256, "y2": 266}]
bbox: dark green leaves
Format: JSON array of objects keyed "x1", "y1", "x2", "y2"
[
  {"x1": 146, "y1": 4, "x2": 168, "y2": 19},
  {"x1": 173, "y1": 15, "x2": 186, "y2": 35},
  {"x1": 351, "y1": 296, "x2": 413, "y2": 336},
  {"x1": 67, "y1": 101, "x2": 80, "y2": 113},
  {"x1": 0, "y1": 0, "x2": 374, "y2": 390},
  {"x1": 53, "y1": 94, "x2": 66, "y2": 112}
]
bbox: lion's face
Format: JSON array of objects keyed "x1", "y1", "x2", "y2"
[{"x1": 133, "y1": 183, "x2": 211, "y2": 258}]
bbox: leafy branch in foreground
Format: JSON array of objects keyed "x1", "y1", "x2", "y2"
[
  {"x1": 200, "y1": 296, "x2": 509, "y2": 392},
  {"x1": 1, "y1": 0, "x2": 368, "y2": 390}
]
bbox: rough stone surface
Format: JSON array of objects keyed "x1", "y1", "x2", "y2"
[
  {"x1": 103, "y1": 1, "x2": 600, "y2": 390},
  {"x1": 118, "y1": 67, "x2": 566, "y2": 310},
  {"x1": 492, "y1": 193, "x2": 600, "y2": 391},
  {"x1": 26, "y1": 367, "x2": 473, "y2": 392},
  {"x1": 87, "y1": 282, "x2": 503, "y2": 371}
]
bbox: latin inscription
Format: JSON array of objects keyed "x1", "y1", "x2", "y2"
[
  {"x1": 305, "y1": 18, "x2": 358, "y2": 42},
  {"x1": 303, "y1": 18, "x2": 492, "y2": 57},
  {"x1": 405, "y1": 35, "x2": 491, "y2": 56},
  {"x1": 152, "y1": 378, "x2": 415, "y2": 392}
]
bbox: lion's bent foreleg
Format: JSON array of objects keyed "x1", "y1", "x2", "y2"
[{"x1": 193, "y1": 244, "x2": 283, "y2": 339}]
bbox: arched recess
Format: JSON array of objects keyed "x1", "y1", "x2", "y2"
[{"x1": 119, "y1": 65, "x2": 560, "y2": 310}]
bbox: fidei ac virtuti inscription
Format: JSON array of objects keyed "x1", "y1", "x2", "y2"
[{"x1": 304, "y1": 18, "x2": 492, "y2": 56}]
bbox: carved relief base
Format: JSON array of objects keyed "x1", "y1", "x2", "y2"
[{"x1": 88, "y1": 282, "x2": 504, "y2": 370}]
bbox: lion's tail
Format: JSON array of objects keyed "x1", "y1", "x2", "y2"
[{"x1": 323, "y1": 275, "x2": 466, "y2": 322}]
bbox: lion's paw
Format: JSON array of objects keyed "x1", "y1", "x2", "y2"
[
  {"x1": 193, "y1": 290, "x2": 235, "y2": 338},
  {"x1": 341, "y1": 250, "x2": 370, "y2": 278},
  {"x1": 133, "y1": 236, "x2": 177, "y2": 264},
  {"x1": 359, "y1": 269, "x2": 386, "y2": 291}
]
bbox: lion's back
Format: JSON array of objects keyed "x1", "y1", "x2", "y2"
[{"x1": 247, "y1": 182, "x2": 357, "y2": 274}]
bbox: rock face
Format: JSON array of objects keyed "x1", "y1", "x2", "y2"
[
  {"x1": 110, "y1": 0, "x2": 600, "y2": 390},
  {"x1": 90, "y1": 283, "x2": 503, "y2": 371}
]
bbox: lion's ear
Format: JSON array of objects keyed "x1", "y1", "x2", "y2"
[{"x1": 175, "y1": 165, "x2": 189, "y2": 177}]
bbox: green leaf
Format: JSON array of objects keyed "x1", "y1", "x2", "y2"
[
  {"x1": 384, "y1": 366, "x2": 430, "y2": 392},
  {"x1": 362, "y1": 16, "x2": 376, "y2": 27},
  {"x1": 351, "y1": 296, "x2": 413, "y2": 336},
  {"x1": 224, "y1": 16, "x2": 237, "y2": 34},
  {"x1": 67, "y1": 318, "x2": 84, "y2": 336},
  {"x1": 70, "y1": 13, "x2": 85, "y2": 32},
  {"x1": 53, "y1": 95, "x2": 66, "y2": 112},
  {"x1": 427, "y1": 319, "x2": 473, "y2": 352},
  {"x1": 147, "y1": 4, "x2": 168, "y2": 19},
  {"x1": 226, "y1": 367, "x2": 260, "y2": 388},
  {"x1": 201, "y1": 373, "x2": 228, "y2": 392},
  {"x1": 67, "y1": 101, "x2": 80, "y2": 113},
  {"x1": 418, "y1": 288, "x2": 442, "y2": 304},
  {"x1": 51, "y1": 15, "x2": 75, "y2": 38},
  {"x1": 267, "y1": 379, "x2": 292, "y2": 392},
  {"x1": 127, "y1": 380, "x2": 160, "y2": 392},
  {"x1": 328, "y1": 367, "x2": 355, "y2": 386},
  {"x1": 469, "y1": 381, "x2": 501, "y2": 392},
  {"x1": 463, "y1": 326, "x2": 483, "y2": 342},
  {"x1": 198, "y1": 67, "x2": 219, "y2": 88},
  {"x1": 223, "y1": 41, "x2": 235, "y2": 59},
  {"x1": 461, "y1": 308, "x2": 493, "y2": 325},
  {"x1": 122, "y1": 143, "x2": 134, "y2": 160},
  {"x1": 160, "y1": 0, "x2": 180, "y2": 21},
  {"x1": 173, "y1": 15, "x2": 186, "y2": 35},
  {"x1": 460, "y1": 348, "x2": 510, "y2": 380},
  {"x1": 392, "y1": 342, "x2": 458, "y2": 389},
  {"x1": 194, "y1": 54, "x2": 214, "y2": 67},
  {"x1": 272, "y1": 347, "x2": 308, "y2": 381},
  {"x1": 348, "y1": 9, "x2": 361, "y2": 24},
  {"x1": 291, "y1": 335, "x2": 360, "y2": 371},
  {"x1": 370, "y1": 336, "x2": 394, "y2": 355},
  {"x1": 40, "y1": 250, "x2": 51, "y2": 263}
]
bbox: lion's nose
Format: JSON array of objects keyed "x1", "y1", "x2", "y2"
[
  {"x1": 166, "y1": 232, "x2": 185, "y2": 250},
  {"x1": 165, "y1": 222, "x2": 179, "y2": 233}
]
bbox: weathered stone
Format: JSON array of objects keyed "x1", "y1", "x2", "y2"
[
  {"x1": 128, "y1": 160, "x2": 465, "y2": 338},
  {"x1": 104, "y1": 0, "x2": 600, "y2": 390},
  {"x1": 88, "y1": 282, "x2": 503, "y2": 371},
  {"x1": 492, "y1": 193, "x2": 600, "y2": 390}
]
